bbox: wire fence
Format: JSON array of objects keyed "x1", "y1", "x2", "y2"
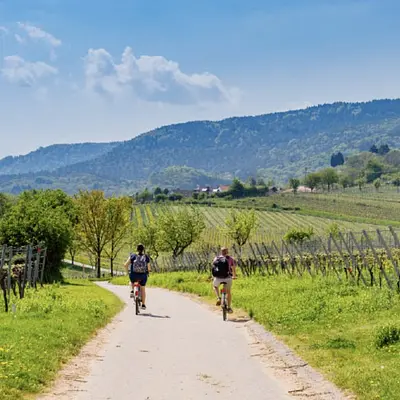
[{"x1": 0, "y1": 244, "x2": 47, "y2": 312}]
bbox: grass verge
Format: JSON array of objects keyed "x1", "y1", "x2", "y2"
[
  {"x1": 112, "y1": 272, "x2": 400, "y2": 400},
  {"x1": 0, "y1": 279, "x2": 123, "y2": 400}
]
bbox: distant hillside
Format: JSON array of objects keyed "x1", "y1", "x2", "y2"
[
  {"x1": 0, "y1": 142, "x2": 120, "y2": 175},
  {"x1": 2, "y1": 98, "x2": 400, "y2": 194}
]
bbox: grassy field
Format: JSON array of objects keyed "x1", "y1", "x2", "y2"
[
  {"x1": 0, "y1": 278, "x2": 123, "y2": 400},
  {"x1": 111, "y1": 272, "x2": 400, "y2": 400}
]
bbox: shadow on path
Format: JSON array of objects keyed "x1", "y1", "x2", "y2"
[{"x1": 140, "y1": 313, "x2": 171, "y2": 319}]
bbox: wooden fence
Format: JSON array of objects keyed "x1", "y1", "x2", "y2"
[{"x1": 0, "y1": 245, "x2": 47, "y2": 312}]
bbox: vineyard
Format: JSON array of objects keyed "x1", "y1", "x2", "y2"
[{"x1": 130, "y1": 204, "x2": 384, "y2": 245}]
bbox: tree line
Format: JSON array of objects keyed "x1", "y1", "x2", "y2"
[{"x1": 0, "y1": 189, "x2": 259, "y2": 280}]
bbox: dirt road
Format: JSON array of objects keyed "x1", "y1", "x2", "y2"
[{"x1": 38, "y1": 283, "x2": 349, "y2": 400}]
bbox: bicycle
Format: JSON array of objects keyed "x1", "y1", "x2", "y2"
[
  {"x1": 220, "y1": 281, "x2": 228, "y2": 321},
  {"x1": 132, "y1": 281, "x2": 142, "y2": 315}
]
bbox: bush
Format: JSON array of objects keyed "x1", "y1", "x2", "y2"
[
  {"x1": 375, "y1": 325, "x2": 400, "y2": 348},
  {"x1": 0, "y1": 190, "x2": 76, "y2": 282},
  {"x1": 155, "y1": 194, "x2": 168, "y2": 203},
  {"x1": 284, "y1": 227, "x2": 314, "y2": 244}
]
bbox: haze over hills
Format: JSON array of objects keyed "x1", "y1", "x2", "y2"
[{"x1": 1, "y1": 98, "x2": 400, "y2": 195}]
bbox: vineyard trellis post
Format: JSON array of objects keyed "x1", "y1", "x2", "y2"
[
  {"x1": 389, "y1": 226, "x2": 400, "y2": 248},
  {"x1": 376, "y1": 229, "x2": 400, "y2": 291},
  {"x1": 329, "y1": 233, "x2": 355, "y2": 281},
  {"x1": 339, "y1": 232, "x2": 367, "y2": 286},
  {"x1": 362, "y1": 230, "x2": 393, "y2": 290},
  {"x1": 349, "y1": 232, "x2": 376, "y2": 287},
  {"x1": 40, "y1": 248, "x2": 47, "y2": 286}
]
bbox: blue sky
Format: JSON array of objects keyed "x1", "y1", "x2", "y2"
[{"x1": 1, "y1": 0, "x2": 400, "y2": 158}]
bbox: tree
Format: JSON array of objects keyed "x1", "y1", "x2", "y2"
[
  {"x1": 0, "y1": 189, "x2": 75, "y2": 281},
  {"x1": 330, "y1": 152, "x2": 345, "y2": 167},
  {"x1": 132, "y1": 221, "x2": 161, "y2": 260},
  {"x1": 0, "y1": 193, "x2": 12, "y2": 218},
  {"x1": 378, "y1": 144, "x2": 390, "y2": 155},
  {"x1": 225, "y1": 209, "x2": 258, "y2": 252},
  {"x1": 320, "y1": 168, "x2": 339, "y2": 191},
  {"x1": 356, "y1": 176, "x2": 366, "y2": 191},
  {"x1": 247, "y1": 176, "x2": 257, "y2": 187},
  {"x1": 365, "y1": 159, "x2": 385, "y2": 182},
  {"x1": 392, "y1": 174, "x2": 400, "y2": 192},
  {"x1": 138, "y1": 188, "x2": 152, "y2": 203},
  {"x1": 163, "y1": 188, "x2": 169, "y2": 195},
  {"x1": 229, "y1": 178, "x2": 245, "y2": 198},
  {"x1": 154, "y1": 187, "x2": 162, "y2": 196},
  {"x1": 373, "y1": 178, "x2": 381, "y2": 192},
  {"x1": 370, "y1": 144, "x2": 379, "y2": 154},
  {"x1": 256, "y1": 178, "x2": 266, "y2": 186},
  {"x1": 158, "y1": 207, "x2": 205, "y2": 258},
  {"x1": 289, "y1": 178, "x2": 300, "y2": 194},
  {"x1": 67, "y1": 230, "x2": 81, "y2": 266},
  {"x1": 103, "y1": 197, "x2": 130, "y2": 277},
  {"x1": 75, "y1": 190, "x2": 112, "y2": 278},
  {"x1": 339, "y1": 174, "x2": 353, "y2": 190},
  {"x1": 304, "y1": 172, "x2": 321, "y2": 192}
]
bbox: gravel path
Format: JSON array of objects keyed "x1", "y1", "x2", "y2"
[{"x1": 37, "y1": 283, "x2": 351, "y2": 400}]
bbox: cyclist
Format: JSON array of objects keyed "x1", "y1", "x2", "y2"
[
  {"x1": 212, "y1": 247, "x2": 237, "y2": 313},
  {"x1": 124, "y1": 244, "x2": 151, "y2": 310}
]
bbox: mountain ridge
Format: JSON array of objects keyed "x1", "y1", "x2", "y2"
[{"x1": 1, "y1": 98, "x2": 400, "y2": 194}]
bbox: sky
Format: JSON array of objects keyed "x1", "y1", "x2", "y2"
[{"x1": 1, "y1": 0, "x2": 400, "y2": 158}]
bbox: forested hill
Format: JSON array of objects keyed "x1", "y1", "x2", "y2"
[
  {"x1": 2, "y1": 98, "x2": 400, "y2": 194},
  {"x1": 0, "y1": 142, "x2": 120, "y2": 175},
  {"x1": 57, "y1": 99, "x2": 400, "y2": 181}
]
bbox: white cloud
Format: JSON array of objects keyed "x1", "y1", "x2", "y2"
[
  {"x1": 1, "y1": 55, "x2": 58, "y2": 87},
  {"x1": 83, "y1": 47, "x2": 240, "y2": 104},
  {"x1": 17, "y1": 22, "x2": 62, "y2": 47},
  {"x1": 0, "y1": 27, "x2": 8, "y2": 34},
  {"x1": 14, "y1": 34, "x2": 26, "y2": 44}
]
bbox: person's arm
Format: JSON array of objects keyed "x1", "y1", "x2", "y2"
[
  {"x1": 146, "y1": 255, "x2": 151, "y2": 273},
  {"x1": 124, "y1": 256, "x2": 131, "y2": 274},
  {"x1": 231, "y1": 257, "x2": 237, "y2": 279}
]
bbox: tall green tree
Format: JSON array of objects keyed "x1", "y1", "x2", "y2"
[
  {"x1": 75, "y1": 190, "x2": 112, "y2": 278},
  {"x1": 320, "y1": 168, "x2": 339, "y2": 191},
  {"x1": 132, "y1": 221, "x2": 161, "y2": 260},
  {"x1": 158, "y1": 207, "x2": 205, "y2": 258},
  {"x1": 103, "y1": 197, "x2": 131, "y2": 276},
  {"x1": 229, "y1": 178, "x2": 245, "y2": 198},
  {"x1": 304, "y1": 172, "x2": 321, "y2": 191},
  {"x1": 289, "y1": 178, "x2": 300, "y2": 194},
  {"x1": 225, "y1": 209, "x2": 258, "y2": 252}
]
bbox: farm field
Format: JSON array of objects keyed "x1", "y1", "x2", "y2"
[
  {"x1": 131, "y1": 204, "x2": 385, "y2": 245},
  {"x1": 229, "y1": 191, "x2": 400, "y2": 226}
]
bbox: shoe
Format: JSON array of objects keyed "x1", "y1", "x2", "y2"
[
  {"x1": 130, "y1": 291, "x2": 134, "y2": 298},
  {"x1": 141, "y1": 304, "x2": 147, "y2": 310},
  {"x1": 227, "y1": 308, "x2": 233, "y2": 314},
  {"x1": 216, "y1": 298, "x2": 221, "y2": 306}
]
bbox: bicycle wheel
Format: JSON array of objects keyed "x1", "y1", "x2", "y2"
[
  {"x1": 135, "y1": 297, "x2": 140, "y2": 315},
  {"x1": 222, "y1": 293, "x2": 227, "y2": 321}
]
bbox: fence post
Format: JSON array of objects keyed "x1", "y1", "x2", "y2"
[
  {"x1": 33, "y1": 249, "x2": 40, "y2": 288},
  {"x1": 7, "y1": 247, "x2": 13, "y2": 301},
  {"x1": 40, "y1": 248, "x2": 47, "y2": 286},
  {"x1": 0, "y1": 245, "x2": 6, "y2": 270}
]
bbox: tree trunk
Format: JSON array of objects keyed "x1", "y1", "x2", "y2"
[
  {"x1": 110, "y1": 257, "x2": 114, "y2": 277},
  {"x1": 96, "y1": 253, "x2": 101, "y2": 278}
]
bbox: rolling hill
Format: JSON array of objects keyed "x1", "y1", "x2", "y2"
[{"x1": 1, "y1": 98, "x2": 400, "y2": 194}]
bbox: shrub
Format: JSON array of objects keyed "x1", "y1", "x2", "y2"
[{"x1": 375, "y1": 325, "x2": 400, "y2": 348}]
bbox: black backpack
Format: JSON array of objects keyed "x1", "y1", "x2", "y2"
[{"x1": 212, "y1": 256, "x2": 230, "y2": 278}]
